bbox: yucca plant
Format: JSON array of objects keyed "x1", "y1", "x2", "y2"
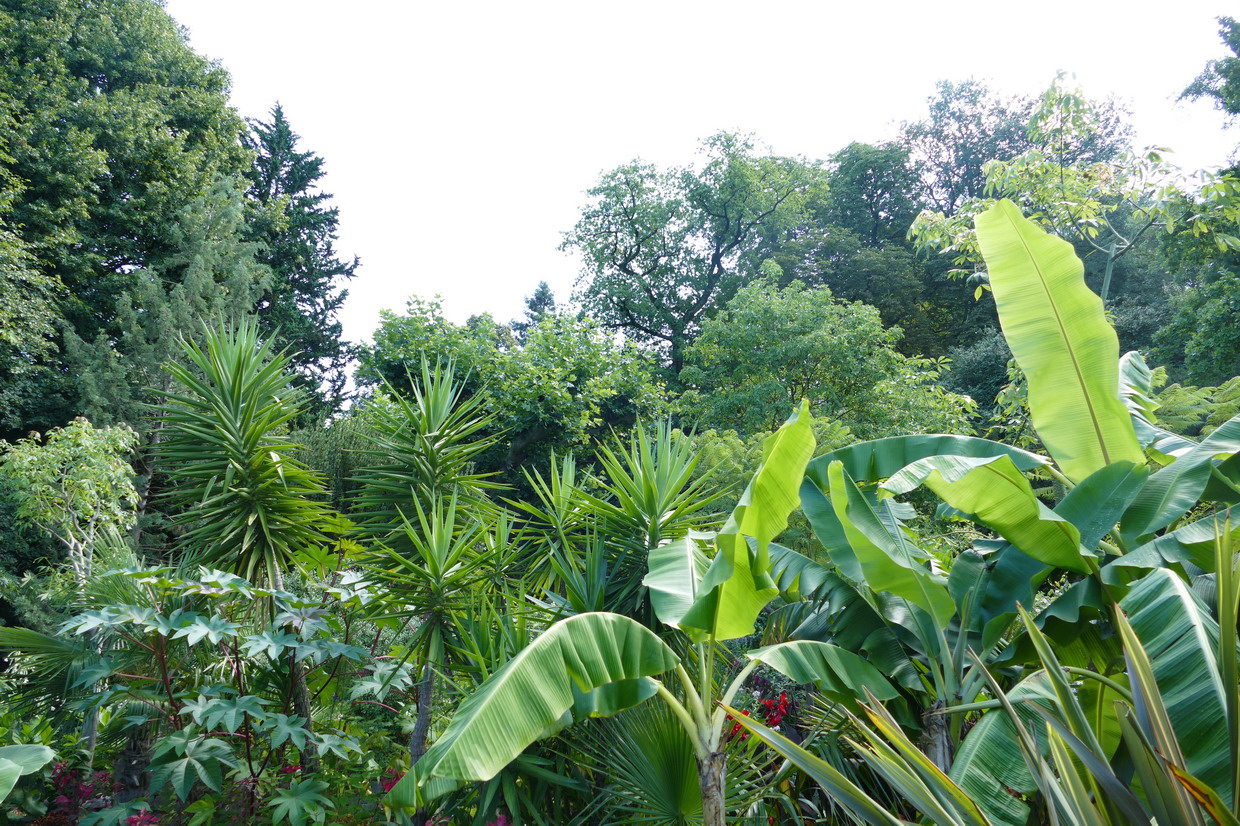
[
  {"x1": 157, "y1": 320, "x2": 335, "y2": 587},
  {"x1": 157, "y1": 320, "x2": 337, "y2": 771},
  {"x1": 352, "y1": 359, "x2": 501, "y2": 555}
]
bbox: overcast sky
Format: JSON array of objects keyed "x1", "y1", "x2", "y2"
[{"x1": 164, "y1": 0, "x2": 1238, "y2": 345}]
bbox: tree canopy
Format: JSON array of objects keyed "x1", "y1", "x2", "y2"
[{"x1": 564, "y1": 132, "x2": 825, "y2": 374}]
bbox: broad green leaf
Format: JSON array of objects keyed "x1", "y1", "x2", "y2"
[
  {"x1": 240, "y1": 630, "x2": 300, "y2": 660},
  {"x1": 1122, "y1": 415, "x2": 1240, "y2": 540},
  {"x1": 268, "y1": 778, "x2": 333, "y2": 826},
  {"x1": 950, "y1": 673, "x2": 1056, "y2": 826},
  {"x1": 1123, "y1": 568, "x2": 1232, "y2": 801},
  {"x1": 571, "y1": 678, "x2": 660, "y2": 718},
  {"x1": 806, "y1": 434, "x2": 1048, "y2": 488},
  {"x1": 150, "y1": 734, "x2": 237, "y2": 800},
  {"x1": 386, "y1": 612, "x2": 678, "y2": 807},
  {"x1": 0, "y1": 759, "x2": 19, "y2": 805},
  {"x1": 747, "y1": 640, "x2": 899, "y2": 703},
  {"x1": 0, "y1": 745, "x2": 54, "y2": 775},
  {"x1": 948, "y1": 549, "x2": 988, "y2": 626},
  {"x1": 1056, "y1": 461, "x2": 1150, "y2": 550},
  {"x1": 263, "y1": 713, "x2": 309, "y2": 750},
  {"x1": 312, "y1": 732, "x2": 358, "y2": 758},
  {"x1": 1119, "y1": 351, "x2": 1196, "y2": 453},
  {"x1": 723, "y1": 706, "x2": 907, "y2": 826},
  {"x1": 172, "y1": 615, "x2": 241, "y2": 647},
  {"x1": 766, "y1": 541, "x2": 836, "y2": 602},
  {"x1": 975, "y1": 199, "x2": 1143, "y2": 482},
  {"x1": 680, "y1": 401, "x2": 815, "y2": 642},
  {"x1": 764, "y1": 545, "x2": 923, "y2": 692},
  {"x1": 1107, "y1": 507, "x2": 1240, "y2": 579},
  {"x1": 201, "y1": 695, "x2": 269, "y2": 733},
  {"x1": 824, "y1": 461, "x2": 954, "y2": 626},
  {"x1": 644, "y1": 535, "x2": 710, "y2": 629},
  {"x1": 882, "y1": 454, "x2": 1088, "y2": 573}
]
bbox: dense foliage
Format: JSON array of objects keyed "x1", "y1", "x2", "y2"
[{"x1": 3, "y1": 4, "x2": 1240, "y2": 826}]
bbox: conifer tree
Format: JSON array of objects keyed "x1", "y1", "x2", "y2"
[{"x1": 244, "y1": 105, "x2": 357, "y2": 415}]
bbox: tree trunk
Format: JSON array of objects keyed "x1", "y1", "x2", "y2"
[
  {"x1": 289, "y1": 652, "x2": 319, "y2": 774},
  {"x1": 409, "y1": 661, "x2": 436, "y2": 763},
  {"x1": 113, "y1": 722, "x2": 156, "y2": 802},
  {"x1": 272, "y1": 566, "x2": 319, "y2": 774},
  {"x1": 409, "y1": 662, "x2": 436, "y2": 826},
  {"x1": 920, "y1": 700, "x2": 953, "y2": 772},
  {"x1": 697, "y1": 750, "x2": 726, "y2": 826}
]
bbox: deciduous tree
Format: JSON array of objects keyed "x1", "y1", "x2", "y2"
[
  {"x1": 678, "y1": 280, "x2": 974, "y2": 438},
  {"x1": 564, "y1": 133, "x2": 824, "y2": 373}
]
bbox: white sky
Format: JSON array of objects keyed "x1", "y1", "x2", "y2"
[{"x1": 164, "y1": 0, "x2": 1238, "y2": 346}]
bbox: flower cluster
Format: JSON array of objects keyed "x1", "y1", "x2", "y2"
[
  {"x1": 33, "y1": 762, "x2": 117, "y2": 826},
  {"x1": 726, "y1": 684, "x2": 797, "y2": 741},
  {"x1": 759, "y1": 691, "x2": 792, "y2": 729},
  {"x1": 379, "y1": 768, "x2": 405, "y2": 793}
]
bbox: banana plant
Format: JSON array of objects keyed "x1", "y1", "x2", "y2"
[
  {"x1": 733, "y1": 564, "x2": 1240, "y2": 825},
  {"x1": 383, "y1": 403, "x2": 901, "y2": 825},
  {"x1": 778, "y1": 199, "x2": 1240, "y2": 822}
]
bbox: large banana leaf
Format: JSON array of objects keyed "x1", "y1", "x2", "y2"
[
  {"x1": 765, "y1": 544, "x2": 923, "y2": 692},
  {"x1": 1106, "y1": 507, "x2": 1240, "y2": 581},
  {"x1": 679, "y1": 401, "x2": 815, "y2": 642},
  {"x1": 1121, "y1": 415, "x2": 1240, "y2": 540},
  {"x1": 1122, "y1": 568, "x2": 1231, "y2": 800},
  {"x1": 747, "y1": 640, "x2": 899, "y2": 703},
  {"x1": 975, "y1": 199, "x2": 1143, "y2": 483},
  {"x1": 384, "y1": 612, "x2": 678, "y2": 807},
  {"x1": 882, "y1": 454, "x2": 1088, "y2": 573},
  {"x1": 978, "y1": 462, "x2": 1144, "y2": 644},
  {"x1": 645, "y1": 534, "x2": 711, "y2": 629},
  {"x1": 800, "y1": 436, "x2": 1046, "y2": 564},
  {"x1": 1119, "y1": 351, "x2": 1196, "y2": 454},
  {"x1": 805, "y1": 434, "x2": 1048, "y2": 488},
  {"x1": 824, "y1": 461, "x2": 954, "y2": 626},
  {"x1": 766, "y1": 540, "x2": 836, "y2": 602},
  {"x1": 949, "y1": 672, "x2": 1053, "y2": 826}
]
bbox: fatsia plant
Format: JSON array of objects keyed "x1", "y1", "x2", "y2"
[{"x1": 384, "y1": 403, "x2": 902, "y2": 825}]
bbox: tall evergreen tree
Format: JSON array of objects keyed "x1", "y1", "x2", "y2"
[
  {"x1": 510, "y1": 281, "x2": 556, "y2": 342},
  {"x1": 243, "y1": 105, "x2": 357, "y2": 415}
]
